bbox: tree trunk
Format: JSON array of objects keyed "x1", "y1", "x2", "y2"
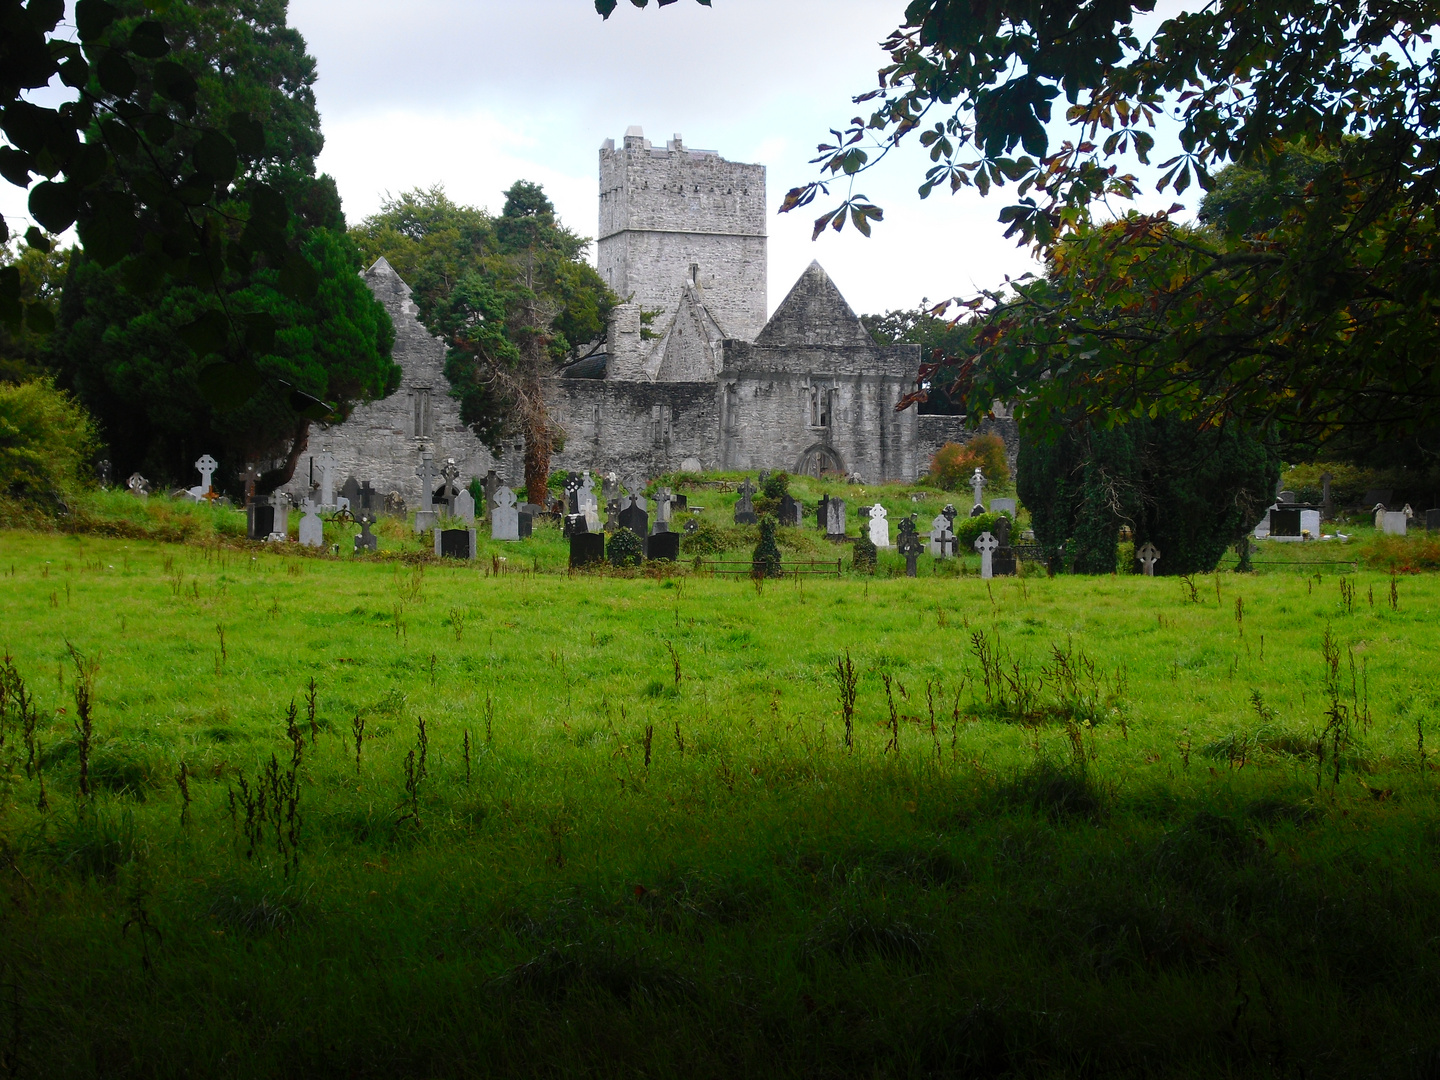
[
  {"x1": 522, "y1": 379, "x2": 551, "y2": 506},
  {"x1": 257, "y1": 419, "x2": 311, "y2": 495}
]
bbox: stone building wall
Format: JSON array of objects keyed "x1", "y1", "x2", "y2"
[
  {"x1": 545, "y1": 379, "x2": 718, "y2": 478},
  {"x1": 598, "y1": 128, "x2": 767, "y2": 344},
  {"x1": 282, "y1": 258, "x2": 514, "y2": 505}
]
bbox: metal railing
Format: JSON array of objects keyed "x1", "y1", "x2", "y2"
[{"x1": 695, "y1": 558, "x2": 843, "y2": 578}]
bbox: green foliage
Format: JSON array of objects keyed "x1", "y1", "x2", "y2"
[
  {"x1": 851, "y1": 531, "x2": 877, "y2": 573},
  {"x1": 761, "y1": 471, "x2": 790, "y2": 500},
  {"x1": 0, "y1": 238, "x2": 69, "y2": 382},
  {"x1": 1019, "y1": 417, "x2": 1279, "y2": 575},
  {"x1": 607, "y1": 527, "x2": 642, "y2": 568},
  {"x1": 952, "y1": 510, "x2": 1008, "y2": 553},
  {"x1": 353, "y1": 183, "x2": 615, "y2": 502},
  {"x1": 929, "y1": 436, "x2": 1010, "y2": 491},
  {"x1": 0, "y1": 379, "x2": 98, "y2": 509},
  {"x1": 861, "y1": 306, "x2": 976, "y2": 414},
  {"x1": 751, "y1": 516, "x2": 783, "y2": 578}
]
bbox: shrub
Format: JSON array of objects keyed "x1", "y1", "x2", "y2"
[
  {"x1": 751, "y1": 516, "x2": 783, "y2": 578},
  {"x1": 929, "y1": 435, "x2": 1010, "y2": 491},
  {"x1": 852, "y1": 532, "x2": 877, "y2": 573},
  {"x1": 607, "y1": 527, "x2": 642, "y2": 568},
  {"x1": 761, "y1": 471, "x2": 790, "y2": 500},
  {"x1": 953, "y1": 511, "x2": 1010, "y2": 551},
  {"x1": 0, "y1": 379, "x2": 99, "y2": 510}
]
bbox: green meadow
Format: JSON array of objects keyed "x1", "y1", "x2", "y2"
[{"x1": 2, "y1": 517, "x2": 1440, "y2": 1077}]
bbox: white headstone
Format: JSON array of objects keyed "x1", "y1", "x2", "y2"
[
  {"x1": 928, "y1": 513, "x2": 954, "y2": 557},
  {"x1": 1300, "y1": 508, "x2": 1321, "y2": 538},
  {"x1": 580, "y1": 472, "x2": 600, "y2": 531},
  {"x1": 974, "y1": 531, "x2": 999, "y2": 579},
  {"x1": 190, "y1": 454, "x2": 218, "y2": 501},
  {"x1": 454, "y1": 489, "x2": 476, "y2": 525},
  {"x1": 970, "y1": 468, "x2": 987, "y2": 512},
  {"x1": 298, "y1": 498, "x2": 324, "y2": 547},
  {"x1": 1382, "y1": 510, "x2": 1408, "y2": 536},
  {"x1": 868, "y1": 503, "x2": 890, "y2": 547},
  {"x1": 314, "y1": 449, "x2": 337, "y2": 509},
  {"x1": 1137, "y1": 542, "x2": 1160, "y2": 576},
  {"x1": 491, "y1": 486, "x2": 520, "y2": 541}
]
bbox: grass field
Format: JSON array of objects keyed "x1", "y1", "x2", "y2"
[{"x1": 2, "y1": 524, "x2": 1440, "y2": 1078}]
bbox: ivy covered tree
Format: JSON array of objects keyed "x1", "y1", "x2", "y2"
[
  {"x1": 1019, "y1": 417, "x2": 1279, "y2": 575},
  {"x1": 354, "y1": 183, "x2": 615, "y2": 505},
  {"x1": 46, "y1": 0, "x2": 398, "y2": 491}
]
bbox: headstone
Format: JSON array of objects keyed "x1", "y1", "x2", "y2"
[
  {"x1": 1270, "y1": 508, "x2": 1302, "y2": 538},
  {"x1": 434, "y1": 459, "x2": 460, "y2": 516},
  {"x1": 624, "y1": 476, "x2": 648, "y2": 510},
  {"x1": 680, "y1": 457, "x2": 702, "y2": 473},
  {"x1": 618, "y1": 495, "x2": 649, "y2": 537},
  {"x1": 601, "y1": 473, "x2": 620, "y2": 509},
  {"x1": 239, "y1": 464, "x2": 259, "y2": 502},
  {"x1": 1137, "y1": 542, "x2": 1160, "y2": 576},
  {"x1": 654, "y1": 487, "x2": 675, "y2": 533},
  {"x1": 991, "y1": 516, "x2": 1017, "y2": 576},
  {"x1": 354, "y1": 517, "x2": 378, "y2": 554},
  {"x1": 414, "y1": 508, "x2": 438, "y2": 535},
  {"x1": 644, "y1": 531, "x2": 680, "y2": 562},
  {"x1": 579, "y1": 473, "x2": 600, "y2": 532},
  {"x1": 435, "y1": 528, "x2": 476, "y2": 559},
  {"x1": 1382, "y1": 510, "x2": 1408, "y2": 536},
  {"x1": 358, "y1": 481, "x2": 378, "y2": 518},
  {"x1": 734, "y1": 478, "x2": 758, "y2": 525},
  {"x1": 868, "y1": 504, "x2": 890, "y2": 547},
  {"x1": 819, "y1": 496, "x2": 846, "y2": 539},
  {"x1": 970, "y1": 468, "x2": 987, "y2": 515},
  {"x1": 483, "y1": 470, "x2": 502, "y2": 516},
  {"x1": 339, "y1": 476, "x2": 362, "y2": 514},
  {"x1": 604, "y1": 498, "x2": 621, "y2": 533},
  {"x1": 127, "y1": 472, "x2": 150, "y2": 499},
  {"x1": 1427, "y1": 508, "x2": 1440, "y2": 531},
  {"x1": 974, "y1": 531, "x2": 1000, "y2": 580},
  {"x1": 313, "y1": 450, "x2": 337, "y2": 509},
  {"x1": 1276, "y1": 490, "x2": 1297, "y2": 505},
  {"x1": 246, "y1": 502, "x2": 276, "y2": 541},
  {"x1": 384, "y1": 491, "x2": 407, "y2": 518},
  {"x1": 683, "y1": 518, "x2": 699, "y2": 536},
  {"x1": 517, "y1": 509, "x2": 533, "y2": 539},
  {"x1": 570, "y1": 531, "x2": 606, "y2": 568},
  {"x1": 989, "y1": 497, "x2": 1017, "y2": 518},
  {"x1": 779, "y1": 493, "x2": 803, "y2": 526},
  {"x1": 491, "y1": 487, "x2": 521, "y2": 542},
  {"x1": 897, "y1": 516, "x2": 924, "y2": 577},
  {"x1": 415, "y1": 451, "x2": 437, "y2": 514},
  {"x1": 928, "y1": 513, "x2": 954, "y2": 557},
  {"x1": 563, "y1": 513, "x2": 588, "y2": 538},
  {"x1": 942, "y1": 504, "x2": 958, "y2": 529},
  {"x1": 674, "y1": 494, "x2": 688, "y2": 513},
  {"x1": 454, "y1": 489, "x2": 476, "y2": 525},
  {"x1": 565, "y1": 472, "x2": 582, "y2": 515},
  {"x1": 189, "y1": 454, "x2": 219, "y2": 502},
  {"x1": 1253, "y1": 508, "x2": 1272, "y2": 539},
  {"x1": 97, "y1": 459, "x2": 112, "y2": 488},
  {"x1": 1300, "y1": 508, "x2": 1321, "y2": 538},
  {"x1": 298, "y1": 499, "x2": 324, "y2": 548}
]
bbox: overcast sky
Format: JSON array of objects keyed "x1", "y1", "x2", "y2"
[
  {"x1": 288, "y1": 0, "x2": 1055, "y2": 317},
  {"x1": 6, "y1": 0, "x2": 1193, "y2": 318}
]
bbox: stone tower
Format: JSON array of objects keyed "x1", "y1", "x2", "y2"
[{"x1": 598, "y1": 127, "x2": 767, "y2": 344}]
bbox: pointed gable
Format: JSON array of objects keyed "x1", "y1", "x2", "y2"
[{"x1": 754, "y1": 261, "x2": 876, "y2": 348}]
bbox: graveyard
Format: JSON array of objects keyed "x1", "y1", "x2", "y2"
[{"x1": 2, "y1": 476, "x2": 1440, "y2": 1075}]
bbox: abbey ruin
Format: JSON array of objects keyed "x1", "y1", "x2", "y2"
[{"x1": 297, "y1": 128, "x2": 1009, "y2": 505}]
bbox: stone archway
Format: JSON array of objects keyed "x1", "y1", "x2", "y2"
[{"x1": 795, "y1": 443, "x2": 846, "y2": 479}]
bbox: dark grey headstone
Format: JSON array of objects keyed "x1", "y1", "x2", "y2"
[
  {"x1": 674, "y1": 494, "x2": 688, "y2": 512},
  {"x1": 563, "y1": 513, "x2": 588, "y2": 538},
  {"x1": 518, "y1": 512, "x2": 533, "y2": 539},
  {"x1": 339, "y1": 475, "x2": 361, "y2": 510},
  {"x1": 618, "y1": 498, "x2": 649, "y2": 536},
  {"x1": 354, "y1": 518, "x2": 378, "y2": 554},
  {"x1": 734, "y1": 477, "x2": 758, "y2": 525},
  {"x1": 438, "y1": 529, "x2": 474, "y2": 559},
  {"x1": 247, "y1": 503, "x2": 276, "y2": 540},
  {"x1": 942, "y1": 504, "x2": 958, "y2": 528},
  {"x1": 570, "y1": 532, "x2": 606, "y2": 569},
  {"x1": 779, "y1": 493, "x2": 802, "y2": 526},
  {"x1": 1427, "y1": 508, "x2": 1440, "y2": 531},
  {"x1": 645, "y1": 531, "x2": 680, "y2": 562},
  {"x1": 1270, "y1": 508, "x2": 1302, "y2": 537},
  {"x1": 970, "y1": 505, "x2": 985, "y2": 518}
]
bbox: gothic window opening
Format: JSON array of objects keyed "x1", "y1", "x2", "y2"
[
  {"x1": 412, "y1": 387, "x2": 434, "y2": 439},
  {"x1": 810, "y1": 386, "x2": 831, "y2": 429}
]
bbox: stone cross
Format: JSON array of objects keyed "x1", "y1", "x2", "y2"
[
  {"x1": 313, "y1": 449, "x2": 336, "y2": 509},
  {"x1": 579, "y1": 473, "x2": 600, "y2": 531},
  {"x1": 897, "y1": 515, "x2": 924, "y2": 577},
  {"x1": 484, "y1": 469, "x2": 502, "y2": 516},
  {"x1": 358, "y1": 481, "x2": 377, "y2": 517},
  {"x1": 97, "y1": 459, "x2": 112, "y2": 488},
  {"x1": 942, "y1": 504, "x2": 958, "y2": 529},
  {"x1": 970, "y1": 468, "x2": 987, "y2": 514},
  {"x1": 1137, "y1": 542, "x2": 1160, "y2": 576},
  {"x1": 127, "y1": 472, "x2": 150, "y2": 498},
  {"x1": 187, "y1": 454, "x2": 218, "y2": 501},
  {"x1": 298, "y1": 498, "x2": 324, "y2": 547},
  {"x1": 239, "y1": 464, "x2": 259, "y2": 503},
  {"x1": 354, "y1": 517, "x2": 377, "y2": 554},
  {"x1": 868, "y1": 503, "x2": 890, "y2": 547},
  {"x1": 974, "y1": 531, "x2": 1000, "y2": 579},
  {"x1": 415, "y1": 451, "x2": 437, "y2": 511},
  {"x1": 655, "y1": 487, "x2": 675, "y2": 532}
]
